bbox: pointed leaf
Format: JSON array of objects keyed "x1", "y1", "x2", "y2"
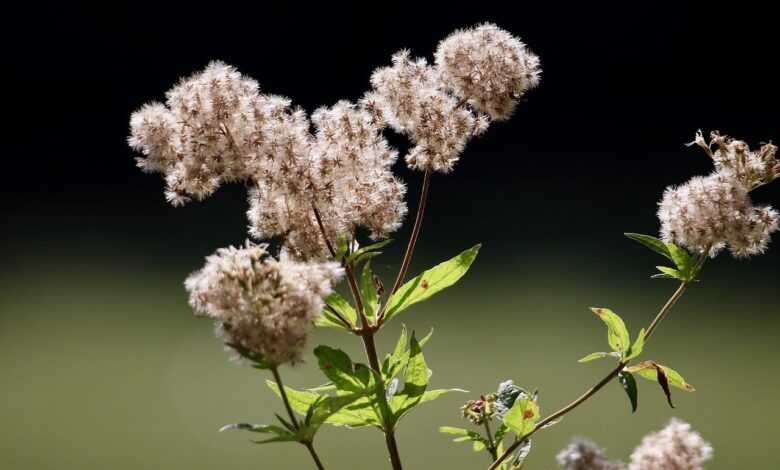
[
  {"x1": 390, "y1": 332, "x2": 429, "y2": 423},
  {"x1": 626, "y1": 328, "x2": 645, "y2": 361},
  {"x1": 384, "y1": 244, "x2": 480, "y2": 322},
  {"x1": 590, "y1": 307, "x2": 631, "y2": 355},
  {"x1": 313, "y1": 346, "x2": 365, "y2": 393},
  {"x1": 618, "y1": 371, "x2": 639, "y2": 413},
  {"x1": 625, "y1": 233, "x2": 673, "y2": 261},
  {"x1": 503, "y1": 398, "x2": 540, "y2": 437},
  {"x1": 578, "y1": 352, "x2": 618, "y2": 363},
  {"x1": 266, "y1": 380, "x2": 321, "y2": 417},
  {"x1": 655, "y1": 266, "x2": 686, "y2": 280},
  {"x1": 626, "y1": 361, "x2": 695, "y2": 392},
  {"x1": 317, "y1": 292, "x2": 357, "y2": 329},
  {"x1": 360, "y1": 261, "x2": 379, "y2": 321},
  {"x1": 347, "y1": 239, "x2": 393, "y2": 264},
  {"x1": 666, "y1": 242, "x2": 695, "y2": 277}
]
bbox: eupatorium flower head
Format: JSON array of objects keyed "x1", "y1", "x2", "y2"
[
  {"x1": 184, "y1": 242, "x2": 342, "y2": 365},
  {"x1": 367, "y1": 50, "x2": 488, "y2": 173},
  {"x1": 435, "y1": 23, "x2": 541, "y2": 120},
  {"x1": 658, "y1": 169, "x2": 778, "y2": 258},
  {"x1": 556, "y1": 438, "x2": 625, "y2": 470},
  {"x1": 628, "y1": 418, "x2": 713, "y2": 470},
  {"x1": 690, "y1": 130, "x2": 778, "y2": 191}
]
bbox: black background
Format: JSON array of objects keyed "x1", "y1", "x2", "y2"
[{"x1": 6, "y1": 1, "x2": 779, "y2": 267}]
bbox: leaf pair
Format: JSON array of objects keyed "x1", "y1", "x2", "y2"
[
  {"x1": 579, "y1": 308, "x2": 644, "y2": 363},
  {"x1": 624, "y1": 233, "x2": 702, "y2": 282},
  {"x1": 317, "y1": 244, "x2": 481, "y2": 331},
  {"x1": 623, "y1": 360, "x2": 695, "y2": 409}
]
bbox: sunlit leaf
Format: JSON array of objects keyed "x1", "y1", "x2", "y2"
[
  {"x1": 503, "y1": 398, "x2": 540, "y2": 437},
  {"x1": 590, "y1": 307, "x2": 631, "y2": 355},
  {"x1": 624, "y1": 233, "x2": 673, "y2": 261},
  {"x1": 578, "y1": 351, "x2": 618, "y2": 363},
  {"x1": 618, "y1": 371, "x2": 638, "y2": 413},
  {"x1": 384, "y1": 245, "x2": 480, "y2": 322},
  {"x1": 313, "y1": 346, "x2": 365, "y2": 393}
]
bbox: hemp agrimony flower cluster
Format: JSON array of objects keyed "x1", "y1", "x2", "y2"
[{"x1": 128, "y1": 22, "x2": 778, "y2": 470}]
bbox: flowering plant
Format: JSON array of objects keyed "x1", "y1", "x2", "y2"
[{"x1": 128, "y1": 23, "x2": 778, "y2": 469}]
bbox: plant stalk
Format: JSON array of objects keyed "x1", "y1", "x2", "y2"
[
  {"x1": 488, "y1": 272, "x2": 702, "y2": 470},
  {"x1": 271, "y1": 366, "x2": 327, "y2": 470},
  {"x1": 378, "y1": 167, "x2": 432, "y2": 325}
]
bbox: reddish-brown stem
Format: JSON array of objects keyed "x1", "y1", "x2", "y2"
[
  {"x1": 488, "y1": 275, "x2": 699, "y2": 470},
  {"x1": 378, "y1": 167, "x2": 432, "y2": 325}
]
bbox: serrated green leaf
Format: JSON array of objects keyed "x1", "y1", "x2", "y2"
[
  {"x1": 625, "y1": 233, "x2": 673, "y2": 261},
  {"x1": 266, "y1": 381, "x2": 321, "y2": 416},
  {"x1": 590, "y1": 307, "x2": 631, "y2": 355},
  {"x1": 618, "y1": 371, "x2": 638, "y2": 413},
  {"x1": 313, "y1": 346, "x2": 365, "y2": 393},
  {"x1": 316, "y1": 292, "x2": 357, "y2": 330},
  {"x1": 655, "y1": 266, "x2": 686, "y2": 281},
  {"x1": 578, "y1": 351, "x2": 618, "y2": 363},
  {"x1": 503, "y1": 398, "x2": 540, "y2": 437},
  {"x1": 225, "y1": 343, "x2": 272, "y2": 369},
  {"x1": 300, "y1": 393, "x2": 362, "y2": 439},
  {"x1": 626, "y1": 328, "x2": 645, "y2": 361},
  {"x1": 383, "y1": 326, "x2": 433, "y2": 381},
  {"x1": 347, "y1": 239, "x2": 393, "y2": 264},
  {"x1": 666, "y1": 243, "x2": 694, "y2": 275},
  {"x1": 626, "y1": 361, "x2": 695, "y2": 392},
  {"x1": 322, "y1": 396, "x2": 382, "y2": 428},
  {"x1": 390, "y1": 333, "x2": 429, "y2": 423},
  {"x1": 360, "y1": 261, "x2": 379, "y2": 321},
  {"x1": 384, "y1": 245, "x2": 480, "y2": 323}
]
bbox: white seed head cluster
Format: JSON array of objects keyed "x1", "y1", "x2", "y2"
[
  {"x1": 658, "y1": 132, "x2": 779, "y2": 258},
  {"x1": 690, "y1": 130, "x2": 779, "y2": 191},
  {"x1": 628, "y1": 418, "x2": 713, "y2": 470},
  {"x1": 435, "y1": 23, "x2": 541, "y2": 121},
  {"x1": 247, "y1": 100, "x2": 407, "y2": 258},
  {"x1": 184, "y1": 243, "x2": 343, "y2": 365},
  {"x1": 556, "y1": 438, "x2": 625, "y2": 470},
  {"x1": 367, "y1": 50, "x2": 489, "y2": 173}
]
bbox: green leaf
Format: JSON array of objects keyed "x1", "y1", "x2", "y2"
[
  {"x1": 219, "y1": 422, "x2": 297, "y2": 445},
  {"x1": 316, "y1": 292, "x2": 357, "y2": 330},
  {"x1": 626, "y1": 361, "x2": 695, "y2": 392},
  {"x1": 334, "y1": 235, "x2": 350, "y2": 261},
  {"x1": 578, "y1": 351, "x2": 618, "y2": 363},
  {"x1": 347, "y1": 239, "x2": 393, "y2": 264},
  {"x1": 419, "y1": 388, "x2": 467, "y2": 404},
  {"x1": 618, "y1": 371, "x2": 638, "y2": 413},
  {"x1": 384, "y1": 244, "x2": 480, "y2": 323},
  {"x1": 390, "y1": 332, "x2": 429, "y2": 423},
  {"x1": 266, "y1": 381, "x2": 321, "y2": 416},
  {"x1": 313, "y1": 346, "x2": 365, "y2": 393},
  {"x1": 503, "y1": 398, "x2": 540, "y2": 437},
  {"x1": 590, "y1": 307, "x2": 631, "y2": 355},
  {"x1": 300, "y1": 393, "x2": 362, "y2": 439},
  {"x1": 323, "y1": 396, "x2": 382, "y2": 428},
  {"x1": 360, "y1": 261, "x2": 379, "y2": 321},
  {"x1": 654, "y1": 266, "x2": 686, "y2": 280},
  {"x1": 666, "y1": 243, "x2": 694, "y2": 274},
  {"x1": 382, "y1": 326, "x2": 434, "y2": 381},
  {"x1": 626, "y1": 328, "x2": 645, "y2": 361},
  {"x1": 625, "y1": 233, "x2": 673, "y2": 261},
  {"x1": 225, "y1": 343, "x2": 273, "y2": 369}
]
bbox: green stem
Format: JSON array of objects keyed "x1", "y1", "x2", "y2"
[
  {"x1": 270, "y1": 366, "x2": 327, "y2": 470},
  {"x1": 488, "y1": 269, "x2": 704, "y2": 470},
  {"x1": 482, "y1": 415, "x2": 498, "y2": 461}
]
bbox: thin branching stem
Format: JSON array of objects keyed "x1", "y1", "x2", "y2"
[
  {"x1": 309, "y1": 203, "x2": 404, "y2": 470},
  {"x1": 270, "y1": 366, "x2": 327, "y2": 470},
  {"x1": 378, "y1": 167, "x2": 432, "y2": 325},
  {"x1": 482, "y1": 413, "x2": 498, "y2": 461},
  {"x1": 488, "y1": 260, "x2": 706, "y2": 470}
]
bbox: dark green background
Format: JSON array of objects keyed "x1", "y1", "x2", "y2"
[{"x1": 4, "y1": 1, "x2": 779, "y2": 468}]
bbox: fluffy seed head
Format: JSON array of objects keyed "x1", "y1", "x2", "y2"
[
  {"x1": 435, "y1": 23, "x2": 541, "y2": 121},
  {"x1": 367, "y1": 50, "x2": 487, "y2": 173},
  {"x1": 628, "y1": 418, "x2": 713, "y2": 470},
  {"x1": 658, "y1": 172, "x2": 779, "y2": 258},
  {"x1": 690, "y1": 130, "x2": 778, "y2": 191},
  {"x1": 246, "y1": 100, "x2": 407, "y2": 258},
  {"x1": 184, "y1": 242, "x2": 343, "y2": 365},
  {"x1": 556, "y1": 438, "x2": 625, "y2": 470}
]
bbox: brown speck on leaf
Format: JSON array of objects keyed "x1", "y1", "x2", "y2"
[
  {"x1": 421, "y1": 279, "x2": 429, "y2": 289},
  {"x1": 523, "y1": 409, "x2": 535, "y2": 419},
  {"x1": 324, "y1": 362, "x2": 333, "y2": 370}
]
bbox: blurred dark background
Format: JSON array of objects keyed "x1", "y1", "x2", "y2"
[{"x1": 3, "y1": 2, "x2": 778, "y2": 469}]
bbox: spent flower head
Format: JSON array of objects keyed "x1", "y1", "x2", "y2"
[
  {"x1": 435, "y1": 23, "x2": 541, "y2": 121},
  {"x1": 658, "y1": 168, "x2": 779, "y2": 258},
  {"x1": 556, "y1": 438, "x2": 625, "y2": 470},
  {"x1": 184, "y1": 242, "x2": 343, "y2": 365},
  {"x1": 366, "y1": 50, "x2": 489, "y2": 173},
  {"x1": 461, "y1": 394, "x2": 497, "y2": 425},
  {"x1": 628, "y1": 418, "x2": 713, "y2": 470}
]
